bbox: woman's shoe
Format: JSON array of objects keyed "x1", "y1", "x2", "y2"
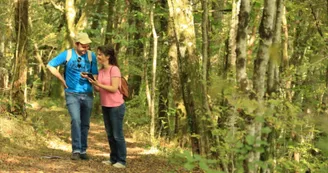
[
  {"x1": 102, "y1": 160, "x2": 114, "y2": 165},
  {"x1": 113, "y1": 162, "x2": 126, "y2": 168}
]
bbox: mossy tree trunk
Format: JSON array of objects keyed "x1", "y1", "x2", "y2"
[
  {"x1": 11, "y1": 0, "x2": 29, "y2": 118},
  {"x1": 157, "y1": 0, "x2": 171, "y2": 138},
  {"x1": 168, "y1": 0, "x2": 202, "y2": 154},
  {"x1": 250, "y1": 0, "x2": 276, "y2": 171}
]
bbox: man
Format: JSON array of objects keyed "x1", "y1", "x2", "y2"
[{"x1": 47, "y1": 32, "x2": 98, "y2": 160}]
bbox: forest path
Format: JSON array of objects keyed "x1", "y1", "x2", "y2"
[{"x1": 0, "y1": 106, "x2": 182, "y2": 173}]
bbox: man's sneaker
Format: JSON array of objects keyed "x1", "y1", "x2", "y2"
[
  {"x1": 71, "y1": 153, "x2": 80, "y2": 160},
  {"x1": 102, "y1": 160, "x2": 114, "y2": 165},
  {"x1": 80, "y1": 153, "x2": 89, "y2": 160},
  {"x1": 113, "y1": 162, "x2": 126, "y2": 168}
]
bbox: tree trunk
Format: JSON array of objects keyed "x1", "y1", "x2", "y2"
[
  {"x1": 167, "y1": 13, "x2": 184, "y2": 140},
  {"x1": 168, "y1": 0, "x2": 201, "y2": 155},
  {"x1": 200, "y1": 0, "x2": 212, "y2": 156},
  {"x1": 253, "y1": 0, "x2": 276, "y2": 100},
  {"x1": 263, "y1": 1, "x2": 284, "y2": 172},
  {"x1": 105, "y1": 0, "x2": 115, "y2": 44},
  {"x1": 157, "y1": 0, "x2": 170, "y2": 138},
  {"x1": 11, "y1": 0, "x2": 29, "y2": 118},
  {"x1": 65, "y1": 0, "x2": 76, "y2": 47},
  {"x1": 281, "y1": 6, "x2": 291, "y2": 101},
  {"x1": 149, "y1": 2, "x2": 158, "y2": 145},
  {"x1": 236, "y1": 0, "x2": 250, "y2": 92},
  {"x1": 281, "y1": 6, "x2": 289, "y2": 71},
  {"x1": 235, "y1": 1, "x2": 251, "y2": 170},
  {"x1": 250, "y1": 0, "x2": 276, "y2": 172},
  {"x1": 267, "y1": 0, "x2": 283, "y2": 96},
  {"x1": 0, "y1": 68, "x2": 9, "y2": 90},
  {"x1": 229, "y1": 0, "x2": 240, "y2": 72}
]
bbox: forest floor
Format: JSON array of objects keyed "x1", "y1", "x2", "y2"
[{"x1": 0, "y1": 101, "x2": 196, "y2": 173}]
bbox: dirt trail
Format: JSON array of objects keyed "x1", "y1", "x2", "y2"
[{"x1": 0, "y1": 119, "x2": 181, "y2": 173}]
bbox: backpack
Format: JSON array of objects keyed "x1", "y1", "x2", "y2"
[
  {"x1": 110, "y1": 66, "x2": 129, "y2": 100},
  {"x1": 64, "y1": 49, "x2": 93, "y2": 79},
  {"x1": 120, "y1": 77, "x2": 129, "y2": 100}
]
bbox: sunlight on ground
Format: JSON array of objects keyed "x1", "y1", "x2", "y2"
[
  {"x1": 5, "y1": 157, "x2": 20, "y2": 164},
  {"x1": 46, "y1": 140, "x2": 70, "y2": 152},
  {"x1": 29, "y1": 101, "x2": 40, "y2": 109},
  {"x1": 141, "y1": 146, "x2": 160, "y2": 155}
]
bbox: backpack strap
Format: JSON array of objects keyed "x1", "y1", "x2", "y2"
[
  {"x1": 64, "y1": 49, "x2": 73, "y2": 80},
  {"x1": 87, "y1": 50, "x2": 92, "y2": 73},
  {"x1": 109, "y1": 66, "x2": 121, "y2": 88},
  {"x1": 66, "y1": 49, "x2": 92, "y2": 64},
  {"x1": 87, "y1": 50, "x2": 92, "y2": 63},
  {"x1": 66, "y1": 49, "x2": 73, "y2": 64}
]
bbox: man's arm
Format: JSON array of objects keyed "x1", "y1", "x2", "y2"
[{"x1": 47, "y1": 65, "x2": 68, "y2": 88}]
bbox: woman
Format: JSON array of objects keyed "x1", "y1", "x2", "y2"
[{"x1": 85, "y1": 45, "x2": 126, "y2": 168}]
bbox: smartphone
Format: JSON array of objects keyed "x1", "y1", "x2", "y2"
[
  {"x1": 87, "y1": 73, "x2": 95, "y2": 81},
  {"x1": 82, "y1": 72, "x2": 95, "y2": 81}
]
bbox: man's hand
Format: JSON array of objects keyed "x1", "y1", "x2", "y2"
[
  {"x1": 81, "y1": 72, "x2": 88, "y2": 79},
  {"x1": 47, "y1": 65, "x2": 68, "y2": 89},
  {"x1": 61, "y1": 79, "x2": 68, "y2": 88}
]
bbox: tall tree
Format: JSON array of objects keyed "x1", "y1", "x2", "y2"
[
  {"x1": 281, "y1": 5, "x2": 291, "y2": 100},
  {"x1": 65, "y1": 0, "x2": 77, "y2": 46},
  {"x1": 105, "y1": 0, "x2": 115, "y2": 44},
  {"x1": 149, "y1": 1, "x2": 158, "y2": 144},
  {"x1": 167, "y1": 2, "x2": 183, "y2": 139},
  {"x1": 168, "y1": 0, "x2": 202, "y2": 154},
  {"x1": 236, "y1": 0, "x2": 251, "y2": 92},
  {"x1": 200, "y1": 0, "x2": 212, "y2": 155},
  {"x1": 228, "y1": 0, "x2": 240, "y2": 72},
  {"x1": 11, "y1": 0, "x2": 28, "y2": 117},
  {"x1": 267, "y1": 0, "x2": 283, "y2": 96},
  {"x1": 157, "y1": 0, "x2": 171, "y2": 138},
  {"x1": 250, "y1": 0, "x2": 276, "y2": 171}
]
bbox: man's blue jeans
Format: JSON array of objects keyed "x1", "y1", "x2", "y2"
[
  {"x1": 102, "y1": 103, "x2": 126, "y2": 165},
  {"x1": 65, "y1": 92, "x2": 93, "y2": 154}
]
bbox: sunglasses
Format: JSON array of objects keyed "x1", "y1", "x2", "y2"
[{"x1": 77, "y1": 57, "x2": 82, "y2": 68}]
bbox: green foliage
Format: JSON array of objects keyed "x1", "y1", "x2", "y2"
[
  {"x1": 122, "y1": 92, "x2": 154, "y2": 143},
  {"x1": 175, "y1": 150, "x2": 223, "y2": 173},
  {"x1": 206, "y1": 70, "x2": 328, "y2": 172}
]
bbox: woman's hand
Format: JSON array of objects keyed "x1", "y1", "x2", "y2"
[
  {"x1": 88, "y1": 78, "x2": 98, "y2": 85},
  {"x1": 88, "y1": 77, "x2": 100, "y2": 92}
]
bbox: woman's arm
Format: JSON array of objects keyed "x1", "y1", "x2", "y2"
[{"x1": 89, "y1": 77, "x2": 120, "y2": 93}]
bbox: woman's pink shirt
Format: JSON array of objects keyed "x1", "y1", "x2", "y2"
[{"x1": 98, "y1": 66, "x2": 124, "y2": 107}]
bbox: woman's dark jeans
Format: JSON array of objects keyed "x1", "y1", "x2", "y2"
[{"x1": 102, "y1": 103, "x2": 126, "y2": 165}]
